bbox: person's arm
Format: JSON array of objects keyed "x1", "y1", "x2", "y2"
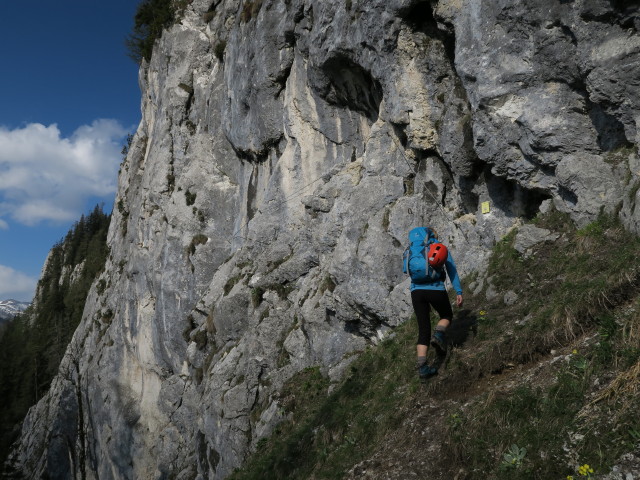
[{"x1": 444, "y1": 251, "x2": 463, "y2": 297}]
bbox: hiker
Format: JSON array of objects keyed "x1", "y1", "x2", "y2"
[{"x1": 403, "y1": 227, "x2": 463, "y2": 379}]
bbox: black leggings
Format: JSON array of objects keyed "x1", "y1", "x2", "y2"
[{"x1": 411, "y1": 289, "x2": 453, "y2": 345}]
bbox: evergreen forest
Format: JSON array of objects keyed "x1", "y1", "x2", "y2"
[{"x1": 0, "y1": 205, "x2": 111, "y2": 465}]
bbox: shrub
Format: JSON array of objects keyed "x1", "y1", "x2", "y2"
[
  {"x1": 214, "y1": 40, "x2": 227, "y2": 62},
  {"x1": 240, "y1": 0, "x2": 263, "y2": 23},
  {"x1": 126, "y1": 0, "x2": 176, "y2": 63},
  {"x1": 223, "y1": 274, "x2": 244, "y2": 296},
  {"x1": 188, "y1": 234, "x2": 209, "y2": 256},
  {"x1": 185, "y1": 190, "x2": 197, "y2": 206}
]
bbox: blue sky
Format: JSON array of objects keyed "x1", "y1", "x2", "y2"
[{"x1": 0, "y1": 1, "x2": 142, "y2": 301}]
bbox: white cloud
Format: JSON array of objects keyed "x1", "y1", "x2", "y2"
[
  {"x1": 0, "y1": 120, "x2": 128, "y2": 225},
  {"x1": 0, "y1": 265, "x2": 37, "y2": 302}
]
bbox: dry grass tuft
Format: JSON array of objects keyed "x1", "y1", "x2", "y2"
[
  {"x1": 593, "y1": 361, "x2": 640, "y2": 404},
  {"x1": 584, "y1": 306, "x2": 640, "y2": 414}
]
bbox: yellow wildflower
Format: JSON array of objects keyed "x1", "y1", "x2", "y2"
[
  {"x1": 479, "y1": 310, "x2": 487, "y2": 316},
  {"x1": 578, "y1": 464, "x2": 594, "y2": 476},
  {"x1": 572, "y1": 349, "x2": 578, "y2": 354}
]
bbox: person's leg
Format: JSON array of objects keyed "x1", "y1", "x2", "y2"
[
  {"x1": 436, "y1": 318, "x2": 451, "y2": 329},
  {"x1": 433, "y1": 319, "x2": 451, "y2": 342},
  {"x1": 429, "y1": 291, "x2": 453, "y2": 356},
  {"x1": 410, "y1": 290, "x2": 431, "y2": 366}
]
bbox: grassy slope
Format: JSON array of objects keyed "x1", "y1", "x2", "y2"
[{"x1": 230, "y1": 211, "x2": 640, "y2": 479}]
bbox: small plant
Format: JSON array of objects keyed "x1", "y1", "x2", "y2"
[
  {"x1": 117, "y1": 200, "x2": 130, "y2": 237},
  {"x1": 185, "y1": 190, "x2": 197, "y2": 206},
  {"x1": 174, "y1": 0, "x2": 192, "y2": 19},
  {"x1": 117, "y1": 199, "x2": 127, "y2": 215},
  {"x1": 578, "y1": 464, "x2": 595, "y2": 477},
  {"x1": 96, "y1": 279, "x2": 107, "y2": 296},
  {"x1": 251, "y1": 287, "x2": 264, "y2": 308},
  {"x1": 567, "y1": 463, "x2": 595, "y2": 479},
  {"x1": 403, "y1": 177, "x2": 414, "y2": 195},
  {"x1": 214, "y1": 40, "x2": 227, "y2": 62},
  {"x1": 569, "y1": 350, "x2": 590, "y2": 373},
  {"x1": 573, "y1": 357, "x2": 589, "y2": 372},
  {"x1": 447, "y1": 412, "x2": 463, "y2": 430},
  {"x1": 188, "y1": 234, "x2": 209, "y2": 255},
  {"x1": 264, "y1": 282, "x2": 294, "y2": 300},
  {"x1": 319, "y1": 275, "x2": 337, "y2": 294},
  {"x1": 121, "y1": 133, "x2": 134, "y2": 159},
  {"x1": 500, "y1": 444, "x2": 526, "y2": 470},
  {"x1": 240, "y1": 0, "x2": 263, "y2": 23},
  {"x1": 381, "y1": 207, "x2": 391, "y2": 231},
  {"x1": 223, "y1": 274, "x2": 244, "y2": 296},
  {"x1": 101, "y1": 309, "x2": 114, "y2": 324},
  {"x1": 628, "y1": 181, "x2": 640, "y2": 202},
  {"x1": 203, "y1": 10, "x2": 215, "y2": 22}
]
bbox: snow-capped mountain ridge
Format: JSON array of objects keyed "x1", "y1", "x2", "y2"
[{"x1": 0, "y1": 299, "x2": 30, "y2": 321}]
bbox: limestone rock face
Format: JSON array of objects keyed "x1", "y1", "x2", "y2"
[
  {"x1": 7, "y1": 0, "x2": 640, "y2": 478},
  {"x1": 514, "y1": 225, "x2": 559, "y2": 258}
]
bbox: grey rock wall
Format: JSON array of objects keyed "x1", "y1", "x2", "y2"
[{"x1": 7, "y1": 0, "x2": 640, "y2": 478}]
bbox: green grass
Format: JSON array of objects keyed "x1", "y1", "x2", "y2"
[
  {"x1": 230, "y1": 211, "x2": 640, "y2": 478},
  {"x1": 442, "y1": 211, "x2": 640, "y2": 477},
  {"x1": 445, "y1": 334, "x2": 640, "y2": 479},
  {"x1": 475, "y1": 212, "x2": 640, "y2": 361},
  {"x1": 229, "y1": 321, "x2": 420, "y2": 480}
]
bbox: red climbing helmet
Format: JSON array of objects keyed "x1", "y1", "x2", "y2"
[{"x1": 427, "y1": 243, "x2": 448, "y2": 268}]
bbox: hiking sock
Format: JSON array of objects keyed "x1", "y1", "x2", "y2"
[{"x1": 416, "y1": 356, "x2": 427, "y2": 369}]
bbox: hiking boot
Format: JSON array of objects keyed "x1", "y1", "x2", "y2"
[
  {"x1": 418, "y1": 363, "x2": 438, "y2": 380},
  {"x1": 430, "y1": 330, "x2": 447, "y2": 356}
]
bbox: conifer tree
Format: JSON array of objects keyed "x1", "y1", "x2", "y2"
[{"x1": 0, "y1": 205, "x2": 111, "y2": 466}]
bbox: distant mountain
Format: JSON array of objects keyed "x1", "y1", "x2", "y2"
[{"x1": 0, "y1": 299, "x2": 30, "y2": 322}]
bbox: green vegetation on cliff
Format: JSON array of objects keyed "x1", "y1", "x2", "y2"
[
  {"x1": 231, "y1": 211, "x2": 640, "y2": 479},
  {"x1": 0, "y1": 205, "x2": 111, "y2": 466},
  {"x1": 126, "y1": 0, "x2": 192, "y2": 63}
]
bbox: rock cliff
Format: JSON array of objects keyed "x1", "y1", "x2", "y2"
[{"x1": 6, "y1": 0, "x2": 640, "y2": 478}]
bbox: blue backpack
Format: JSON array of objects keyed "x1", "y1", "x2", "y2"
[{"x1": 403, "y1": 227, "x2": 446, "y2": 284}]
